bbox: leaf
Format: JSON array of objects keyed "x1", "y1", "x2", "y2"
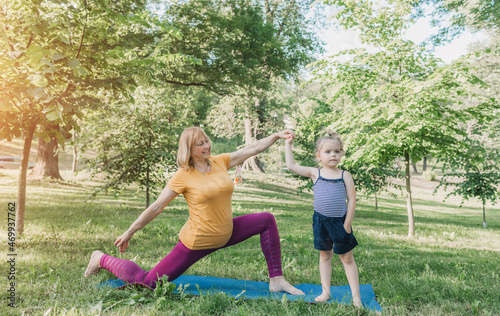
[
  {"x1": 9, "y1": 50, "x2": 22, "y2": 59},
  {"x1": 29, "y1": 52, "x2": 44, "y2": 66},
  {"x1": 0, "y1": 27, "x2": 9, "y2": 45},
  {"x1": 33, "y1": 74, "x2": 48, "y2": 87},
  {"x1": 0, "y1": 96, "x2": 11, "y2": 111},
  {"x1": 68, "y1": 58, "x2": 80, "y2": 68},
  {"x1": 59, "y1": 34, "x2": 70, "y2": 44},
  {"x1": 78, "y1": 66, "x2": 89, "y2": 76},
  {"x1": 27, "y1": 87, "x2": 46, "y2": 99},
  {"x1": 43, "y1": 95, "x2": 55, "y2": 103},
  {"x1": 121, "y1": 298, "x2": 136, "y2": 305},
  {"x1": 46, "y1": 111, "x2": 60, "y2": 121},
  {"x1": 281, "y1": 293, "x2": 288, "y2": 304},
  {"x1": 52, "y1": 53, "x2": 65, "y2": 61}
]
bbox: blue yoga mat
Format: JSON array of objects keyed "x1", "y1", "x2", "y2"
[{"x1": 98, "y1": 275, "x2": 382, "y2": 313}]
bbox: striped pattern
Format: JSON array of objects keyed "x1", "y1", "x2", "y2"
[
  {"x1": 313, "y1": 170, "x2": 347, "y2": 218},
  {"x1": 100, "y1": 254, "x2": 146, "y2": 284}
]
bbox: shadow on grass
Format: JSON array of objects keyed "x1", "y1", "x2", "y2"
[{"x1": 357, "y1": 197, "x2": 500, "y2": 231}]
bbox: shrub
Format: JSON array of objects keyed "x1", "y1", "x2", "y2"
[{"x1": 423, "y1": 170, "x2": 436, "y2": 181}]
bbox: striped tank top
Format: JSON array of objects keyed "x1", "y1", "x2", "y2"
[{"x1": 313, "y1": 169, "x2": 347, "y2": 218}]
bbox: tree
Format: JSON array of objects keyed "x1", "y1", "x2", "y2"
[
  {"x1": 82, "y1": 85, "x2": 196, "y2": 207},
  {"x1": 420, "y1": 0, "x2": 499, "y2": 42},
  {"x1": 206, "y1": 77, "x2": 297, "y2": 171},
  {"x1": 164, "y1": 0, "x2": 321, "y2": 172},
  {"x1": 343, "y1": 160, "x2": 401, "y2": 210},
  {"x1": 0, "y1": 0, "x2": 181, "y2": 234},
  {"x1": 437, "y1": 141, "x2": 500, "y2": 227},
  {"x1": 313, "y1": 0, "x2": 498, "y2": 237},
  {"x1": 288, "y1": 101, "x2": 335, "y2": 191},
  {"x1": 30, "y1": 124, "x2": 63, "y2": 180}
]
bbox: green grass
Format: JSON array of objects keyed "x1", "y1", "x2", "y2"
[{"x1": 0, "y1": 169, "x2": 499, "y2": 315}]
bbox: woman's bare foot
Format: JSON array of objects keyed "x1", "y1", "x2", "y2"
[
  {"x1": 84, "y1": 250, "x2": 104, "y2": 278},
  {"x1": 269, "y1": 276, "x2": 305, "y2": 295},
  {"x1": 315, "y1": 291, "x2": 331, "y2": 302}
]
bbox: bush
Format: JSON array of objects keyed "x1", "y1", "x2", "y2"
[{"x1": 423, "y1": 170, "x2": 436, "y2": 181}]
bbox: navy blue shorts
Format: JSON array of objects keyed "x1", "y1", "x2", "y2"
[{"x1": 313, "y1": 212, "x2": 358, "y2": 254}]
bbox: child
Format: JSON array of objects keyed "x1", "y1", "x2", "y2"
[{"x1": 285, "y1": 131, "x2": 362, "y2": 306}]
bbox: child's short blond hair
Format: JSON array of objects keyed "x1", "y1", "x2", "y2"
[
  {"x1": 177, "y1": 127, "x2": 210, "y2": 171},
  {"x1": 316, "y1": 131, "x2": 344, "y2": 153}
]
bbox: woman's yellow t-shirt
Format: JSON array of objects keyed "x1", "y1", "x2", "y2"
[{"x1": 166, "y1": 153, "x2": 234, "y2": 250}]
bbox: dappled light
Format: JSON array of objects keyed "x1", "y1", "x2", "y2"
[{"x1": 1, "y1": 0, "x2": 499, "y2": 314}]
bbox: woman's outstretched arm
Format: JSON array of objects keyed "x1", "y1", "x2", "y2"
[
  {"x1": 114, "y1": 186, "x2": 179, "y2": 252},
  {"x1": 229, "y1": 129, "x2": 294, "y2": 169}
]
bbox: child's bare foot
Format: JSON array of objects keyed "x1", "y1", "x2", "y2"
[
  {"x1": 353, "y1": 296, "x2": 363, "y2": 308},
  {"x1": 84, "y1": 250, "x2": 104, "y2": 278},
  {"x1": 269, "y1": 276, "x2": 305, "y2": 295},
  {"x1": 314, "y1": 291, "x2": 331, "y2": 302}
]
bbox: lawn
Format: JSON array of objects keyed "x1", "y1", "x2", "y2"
[{"x1": 0, "y1": 169, "x2": 499, "y2": 315}]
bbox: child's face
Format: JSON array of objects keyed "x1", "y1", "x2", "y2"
[{"x1": 316, "y1": 140, "x2": 343, "y2": 168}]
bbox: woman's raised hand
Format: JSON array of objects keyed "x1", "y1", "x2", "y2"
[
  {"x1": 276, "y1": 129, "x2": 295, "y2": 140},
  {"x1": 114, "y1": 231, "x2": 134, "y2": 253}
]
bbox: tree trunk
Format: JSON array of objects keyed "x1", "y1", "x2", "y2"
[
  {"x1": 146, "y1": 167, "x2": 150, "y2": 208},
  {"x1": 374, "y1": 192, "x2": 378, "y2": 210},
  {"x1": 72, "y1": 132, "x2": 78, "y2": 173},
  {"x1": 422, "y1": 156, "x2": 427, "y2": 171},
  {"x1": 242, "y1": 116, "x2": 264, "y2": 173},
  {"x1": 30, "y1": 125, "x2": 63, "y2": 180},
  {"x1": 411, "y1": 160, "x2": 418, "y2": 174},
  {"x1": 16, "y1": 123, "x2": 37, "y2": 236},
  {"x1": 482, "y1": 200, "x2": 487, "y2": 228},
  {"x1": 405, "y1": 151, "x2": 415, "y2": 237}
]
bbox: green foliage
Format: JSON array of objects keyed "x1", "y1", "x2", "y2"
[
  {"x1": 153, "y1": 275, "x2": 177, "y2": 298},
  {"x1": 314, "y1": 0, "x2": 499, "y2": 236},
  {"x1": 194, "y1": 1, "x2": 322, "y2": 172},
  {"x1": 291, "y1": 101, "x2": 403, "y2": 197},
  {"x1": 162, "y1": 0, "x2": 321, "y2": 95},
  {"x1": 437, "y1": 141, "x2": 500, "y2": 223},
  {"x1": 82, "y1": 85, "x2": 197, "y2": 204},
  {"x1": 422, "y1": 170, "x2": 436, "y2": 181},
  {"x1": 420, "y1": 0, "x2": 500, "y2": 41},
  {"x1": 345, "y1": 159, "x2": 403, "y2": 198},
  {"x1": 0, "y1": 0, "x2": 180, "y2": 141},
  {"x1": 288, "y1": 102, "x2": 334, "y2": 190}
]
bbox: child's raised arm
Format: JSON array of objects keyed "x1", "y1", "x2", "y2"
[{"x1": 284, "y1": 135, "x2": 316, "y2": 179}]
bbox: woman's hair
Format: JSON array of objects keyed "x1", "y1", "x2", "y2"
[
  {"x1": 177, "y1": 127, "x2": 210, "y2": 171},
  {"x1": 316, "y1": 131, "x2": 344, "y2": 153}
]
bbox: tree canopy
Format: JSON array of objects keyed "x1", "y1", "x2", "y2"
[{"x1": 308, "y1": 0, "x2": 499, "y2": 236}]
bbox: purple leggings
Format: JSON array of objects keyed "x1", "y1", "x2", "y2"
[{"x1": 100, "y1": 212, "x2": 282, "y2": 288}]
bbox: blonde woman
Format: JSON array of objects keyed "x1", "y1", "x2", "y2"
[{"x1": 85, "y1": 127, "x2": 304, "y2": 295}]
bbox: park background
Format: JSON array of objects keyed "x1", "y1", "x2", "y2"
[{"x1": 1, "y1": 0, "x2": 499, "y2": 315}]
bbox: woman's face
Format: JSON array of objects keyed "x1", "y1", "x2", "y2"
[{"x1": 191, "y1": 137, "x2": 211, "y2": 162}]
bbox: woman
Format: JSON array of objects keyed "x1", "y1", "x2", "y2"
[{"x1": 85, "y1": 127, "x2": 304, "y2": 295}]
